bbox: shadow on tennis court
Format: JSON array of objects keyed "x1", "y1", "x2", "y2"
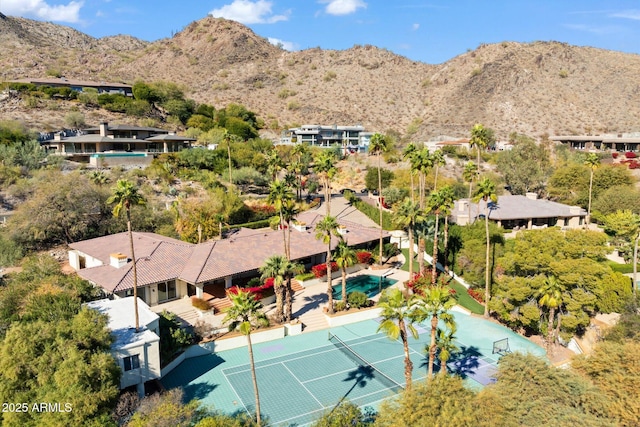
[
  {"x1": 293, "y1": 292, "x2": 328, "y2": 318},
  {"x1": 183, "y1": 382, "x2": 218, "y2": 402},
  {"x1": 162, "y1": 353, "x2": 226, "y2": 389},
  {"x1": 446, "y1": 345, "x2": 482, "y2": 379}
]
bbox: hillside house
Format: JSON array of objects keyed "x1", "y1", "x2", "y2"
[
  {"x1": 451, "y1": 193, "x2": 587, "y2": 230},
  {"x1": 9, "y1": 77, "x2": 133, "y2": 96},
  {"x1": 280, "y1": 125, "x2": 374, "y2": 153},
  {"x1": 551, "y1": 134, "x2": 640, "y2": 152},
  {"x1": 85, "y1": 297, "x2": 160, "y2": 396},
  {"x1": 42, "y1": 121, "x2": 195, "y2": 166},
  {"x1": 69, "y1": 211, "x2": 388, "y2": 307}
]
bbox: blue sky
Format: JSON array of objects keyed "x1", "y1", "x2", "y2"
[{"x1": 3, "y1": 0, "x2": 640, "y2": 64}]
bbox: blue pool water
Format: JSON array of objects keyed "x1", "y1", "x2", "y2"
[{"x1": 332, "y1": 274, "x2": 397, "y2": 299}]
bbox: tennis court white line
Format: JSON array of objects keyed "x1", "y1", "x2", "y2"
[
  {"x1": 221, "y1": 370, "x2": 250, "y2": 417},
  {"x1": 280, "y1": 361, "x2": 325, "y2": 408}
]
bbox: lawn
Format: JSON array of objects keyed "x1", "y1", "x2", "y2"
[{"x1": 400, "y1": 248, "x2": 485, "y2": 315}]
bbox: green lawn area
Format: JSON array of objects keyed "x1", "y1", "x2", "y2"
[
  {"x1": 607, "y1": 260, "x2": 634, "y2": 274},
  {"x1": 400, "y1": 248, "x2": 485, "y2": 315}
]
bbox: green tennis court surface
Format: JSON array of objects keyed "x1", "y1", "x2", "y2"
[{"x1": 161, "y1": 313, "x2": 545, "y2": 426}]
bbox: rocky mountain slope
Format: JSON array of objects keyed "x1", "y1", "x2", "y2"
[{"x1": 1, "y1": 13, "x2": 640, "y2": 140}]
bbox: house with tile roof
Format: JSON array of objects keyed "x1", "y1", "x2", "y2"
[
  {"x1": 85, "y1": 297, "x2": 160, "y2": 396},
  {"x1": 450, "y1": 193, "x2": 587, "y2": 230},
  {"x1": 69, "y1": 211, "x2": 388, "y2": 306}
]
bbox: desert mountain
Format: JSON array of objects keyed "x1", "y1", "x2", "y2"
[{"x1": 1, "y1": 13, "x2": 640, "y2": 140}]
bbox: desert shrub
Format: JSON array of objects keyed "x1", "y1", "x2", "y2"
[
  {"x1": 347, "y1": 291, "x2": 369, "y2": 309},
  {"x1": 233, "y1": 166, "x2": 268, "y2": 186},
  {"x1": 295, "y1": 272, "x2": 316, "y2": 282},
  {"x1": 334, "y1": 301, "x2": 347, "y2": 312},
  {"x1": 191, "y1": 297, "x2": 211, "y2": 311}
]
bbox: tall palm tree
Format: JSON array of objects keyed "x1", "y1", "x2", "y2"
[
  {"x1": 403, "y1": 142, "x2": 418, "y2": 203},
  {"x1": 281, "y1": 200, "x2": 300, "y2": 261},
  {"x1": 291, "y1": 143, "x2": 309, "y2": 200},
  {"x1": 267, "y1": 179, "x2": 294, "y2": 258},
  {"x1": 265, "y1": 149, "x2": 283, "y2": 181},
  {"x1": 377, "y1": 288, "x2": 419, "y2": 390},
  {"x1": 333, "y1": 239, "x2": 357, "y2": 303},
  {"x1": 537, "y1": 275, "x2": 564, "y2": 350},
  {"x1": 369, "y1": 133, "x2": 389, "y2": 266},
  {"x1": 413, "y1": 148, "x2": 432, "y2": 209},
  {"x1": 436, "y1": 324, "x2": 458, "y2": 376},
  {"x1": 222, "y1": 129, "x2": 233, "y2": 184},
  {"x1": 414, "y1": 286, "x2": 456, "y2": 379},
  {"x1": 439, "y1": 186, "x2": 456, "y2": 271},
  {"x1": 107, "y1": 179, "x2": 146, "y2": 332},
  {"x1": 469, "y1": 123, "x2": 490, "y2": 173},
  {"x1": 473, "y1": 177, "x2": 497, "y2": 318},
  {"x1": 463, "y1": 161, "x2": 478, "y2": 223},
  {"x1": 315, "y1": 215, "x2": 340, "y2": 314},
  {"x1": 393, "y1": 198, "x2": 426, "y2": 281},
  {"x1": 314, "y1": 151, "x2": 337, "y2": 216},
  {"x1": 427, "y1": 189, "x2": 446, "y2": 285},
  {"x1": 431, "y1": 149, "x2": 446, "y2": 191},
  {"x1": 224, "y1": 289, "x2": 269, "y2": 426},
  {"x1": 584, "y1": 153, "x2": 600, "y2": 228}
]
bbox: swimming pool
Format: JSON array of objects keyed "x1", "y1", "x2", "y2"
[{"x1": 332, "y1": 274, "x2": 397, "y2": 299}]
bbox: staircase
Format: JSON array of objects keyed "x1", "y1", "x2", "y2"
[
  {"x1": 209, "y1": 297, "x2": 232, "y2": 313},
  {"x1": 291, "y1": 279, "x2": 304, "y2": 293}
]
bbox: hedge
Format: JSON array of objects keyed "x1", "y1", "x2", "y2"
[{"x1": 345, "y1": 193, "x2": 394, "y2": 230}]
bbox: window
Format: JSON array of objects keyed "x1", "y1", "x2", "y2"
[
  {"x1": 123, "y1": 354, "x2": 140, "y2": 371},
  {"x1": 158, "y1": 280, "x2": 177, "y2": 302}
]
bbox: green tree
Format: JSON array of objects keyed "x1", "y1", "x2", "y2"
[
  {"x1": 414, "y1": 286, "x2": 456, "y2": 378},
  {"x1": 333, "y1": 239, "x2": 357, "y2": 303},
  {"x1": 311, "y1": 400, "x2": 371, "y2": 427},
  {"x1": 495, "y1": 136, "x2": 552, "y2": 195},
  {"x1": 403, "y1": 142, "x2": 419, "y2": 202},
  {"x1": 473, "y1": 177, "x2": 497, "y2": 318},
  {"x1": 259, "y1": 255, "x2": 302, "y2": 323},
  {"x1": 377, "y1": 288, "x2": 419, "y2": 390},
  {"x1": 584, "y1": 153, "x2": 600, "y2": 226},
  {"x1": 107, "y1": 179, "x2": 146, "y2": 331},
  {"x1": 223, "y1": 290, "x2": 269, "y2": 426},
  {"x1": 370, "y1": 133, "x2": 390, "y2": 265},
  {"x1": 393, "y1": 198, "x2": 426, "y2": 280},
  {"x1": 315, "y1": 215, "x2": 340, "y2": 314},
  {"x1": 431, "y1": 149, "x2": 446, "y2": 191},
  {"x1": 436, "y1": 324, "x2": 458, "y2": 376},
  {"x1": 602, "y1": 210, "x2": 640, "y2": 295},
  {"x1": 127, "y1": 389, "x2": 202, "y2": 427},
  {"x1": 281, "y1": 199, "x2": 300, "y2": 262}
]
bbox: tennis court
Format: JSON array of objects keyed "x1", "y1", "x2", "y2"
[{"x1": 162, "y1": 313, "x2": 545, "y2": 426}]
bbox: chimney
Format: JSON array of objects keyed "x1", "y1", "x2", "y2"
[
  {"x1": 109, "y1": 253, "x2": 128, "y2": 268},
  {"x1": 99, "y1": 122, "x2": 108, "y2": 137},
  {"x1": 525, "y1": 192, "x2": 538, "y2": 200},
  {"x1": 458, "y1": 200, "x2": 468, "y2": 212},
  {"x1": 337, "y1": 225, "x2": 347, "y2": 235},
  {"x1": 54, "y1": 133, "x2": 61, "y2": 141}
]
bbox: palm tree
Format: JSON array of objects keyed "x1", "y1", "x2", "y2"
[
  {"x1": 369, "y1": 133, "x2": 389, "y2": 266},
  {"x1": 473, "y1": 177, "x2": 497, "y2": 318},
  {"x1": 314, "y1": 150, "x2": 337, "y2": 216},
  {"x1": 281, "y1": 200, "x2": 300, "y2": 261},
  {"x1": 469, "y1": 123, "x2": 490, "y2": 172},
  {"x1": 436, "y1": 324, "x2": 458, "y2": 376},
  {"x1": 431, "y1": 149, "x2": 446, "y2": 191},
  {"x1": 291, "y1": 143, "x2": 309, "y2": 200},
  {"x1": 393, "y1": 198, "x2": 426, "y2": 281},
  {"x1": 224, "y1": 289, "x2": 269, "y2": 426},
  {"x1": 413, "y1": 148, "x2": 432, "y2": 209},
  {"x1": 463, "y1": 161, "x2": 478, "y2": 222},
  {"x1": 377, "y1": 288, "x2": 419, "y2": 390},
  {"x1": 414, "y1": 286, "x2": 456, "y2": 379},
  {"x1": 265, "y1": 149, "x2": 283, "y2": 181},
  {"x1": 267, "y1": 179, "x2": 294, "y2": 259},
  {"x1": 315, "y1": 215, "x2": 340, "y2": 314},
  {"x1": 258, "y1": 255, "x2": 289, "y2": 323},
  {"x1": 439, "y1": 186, "x2": 456, "y2": 271},
  {"x1": 107, "y1": 179, "x2": 146, "y2": 332},
  {"x1": 333, "y1": 239, "x2": 357, "y2": 303},
  {"x1": 222, "y1": 129, "x2": 233, "y2": 184},
  {"x1": 403, "y1": 142, "x2": 418, "y2": 202},
  {"x1": 427, "y1": 189, "x2": 446, "y2": 285},
  {"x1": 584, "y1": 153, "x2": 600, "y2": 228},
  {"x1": 537, "y1": 275, "x2": 564, "y2": 350}
]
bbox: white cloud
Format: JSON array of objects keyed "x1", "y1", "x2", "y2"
[
  {"x1": 320, "y1": 0, "x2": 367, "y2": 16},
  {"x1": 1, "y1": 0, "x2": 83, "y2": 23},
  {"x1": 209, "y1": 0, "x2": 289, "y2": 24},
  {"x1": 268, "y1": 37, "x2": 297, "y2": 51},
  {"x1": 609, "y1": 10, "x2": 640, "y2": 20},
  {"x1": 412, "y1": 23, "x2": 420, "y2": 31}
]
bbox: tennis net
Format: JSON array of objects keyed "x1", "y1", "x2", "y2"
[{"x1": 328, "y1": 333, "x2": 404, "y2": 392}]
